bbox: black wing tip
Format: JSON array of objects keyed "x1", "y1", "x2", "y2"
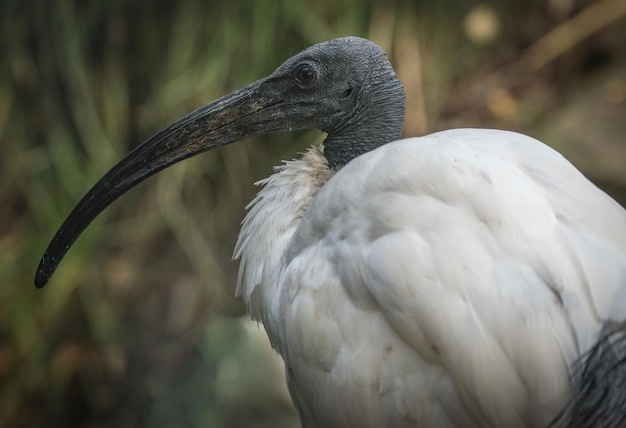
[{"x1": 549, "y1": 322, "x2": 626, "y2": 427}]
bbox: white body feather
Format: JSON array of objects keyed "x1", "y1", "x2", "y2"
[{"x1": 235, "y1": 128, "x2": 626, "y2": 427}]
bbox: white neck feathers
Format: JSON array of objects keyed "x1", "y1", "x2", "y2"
[{"x1": 234, "y1": 146, "x2": 333, "y2": 325}]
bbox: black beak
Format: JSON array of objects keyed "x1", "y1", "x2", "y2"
[{"x1": 35, "y1": 76, "x2": 293, "y2": 288}]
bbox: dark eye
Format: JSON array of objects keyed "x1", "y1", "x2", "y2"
[{"x1": 295, "y1": 64, "x2": 316, "y2": 85}]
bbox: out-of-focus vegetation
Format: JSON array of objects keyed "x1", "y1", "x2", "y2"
[{"x1": 1, "y1": 0, "x2": 625, "y2": 427}]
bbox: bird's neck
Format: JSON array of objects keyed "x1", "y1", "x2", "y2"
[{"x1": 323, "y1": 73, "x2": 405, "y2": 169}]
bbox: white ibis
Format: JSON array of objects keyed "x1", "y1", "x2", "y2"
[{"x1": 36, "y1": 37, "x2": 626, "y2": 427}]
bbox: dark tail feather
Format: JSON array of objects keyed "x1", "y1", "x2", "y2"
[{"x1": 549, "y1": 322, "x2": 626, "y2": 428}]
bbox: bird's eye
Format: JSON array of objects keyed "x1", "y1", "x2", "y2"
[{"x1": 295, "y1": 65, "x2": 316, "y2": 85}]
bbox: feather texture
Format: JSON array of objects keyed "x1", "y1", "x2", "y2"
[{"x1": 235, "y1": 129, "x2": 626, "y2": 427}]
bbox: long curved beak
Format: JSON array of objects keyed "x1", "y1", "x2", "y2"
[{"x1": 35, "y1": 76, "x2": 291, "y2": 288}]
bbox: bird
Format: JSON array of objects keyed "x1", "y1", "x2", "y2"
[{"x1": 35, "y1": 37, "x2": 626, "y2": 427}]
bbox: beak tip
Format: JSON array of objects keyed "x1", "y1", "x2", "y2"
[
  {"x1": 34, "y1": 274, "x2": 48, "y2": 289},
  {"x1": 34, "y1": 270, "x2": 48, "y2": 289},
  {"x1": 34, "y1": 255, "x2": 53, "y2": 289}
]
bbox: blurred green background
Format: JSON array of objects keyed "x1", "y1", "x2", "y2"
[{"x1": 2, "y1": 0, "x2": 625, "y2": 427}]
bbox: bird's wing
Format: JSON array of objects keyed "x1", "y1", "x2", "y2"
[{"x1": 285, "y1": 129, "x2": 626, "y2": 426}]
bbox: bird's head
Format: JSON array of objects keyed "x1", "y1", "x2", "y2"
[
  {"x1": 35, "y1": 36, "x2": 405, "y2": 288},
  {"x1": 268, "y1": 37, "x2": 405, "y2": 166}
]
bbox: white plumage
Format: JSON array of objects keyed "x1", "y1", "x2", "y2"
[{"x1": 236, "y1": 129, "x2": 626, "y2": 427}]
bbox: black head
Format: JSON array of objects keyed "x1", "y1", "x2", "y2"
[
  {"x1": 35, "y1": 36, "x2": 405, "y2": 288},
  {"x1": 269, "y1": 37, "x2": 405, "y2": 167}
]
